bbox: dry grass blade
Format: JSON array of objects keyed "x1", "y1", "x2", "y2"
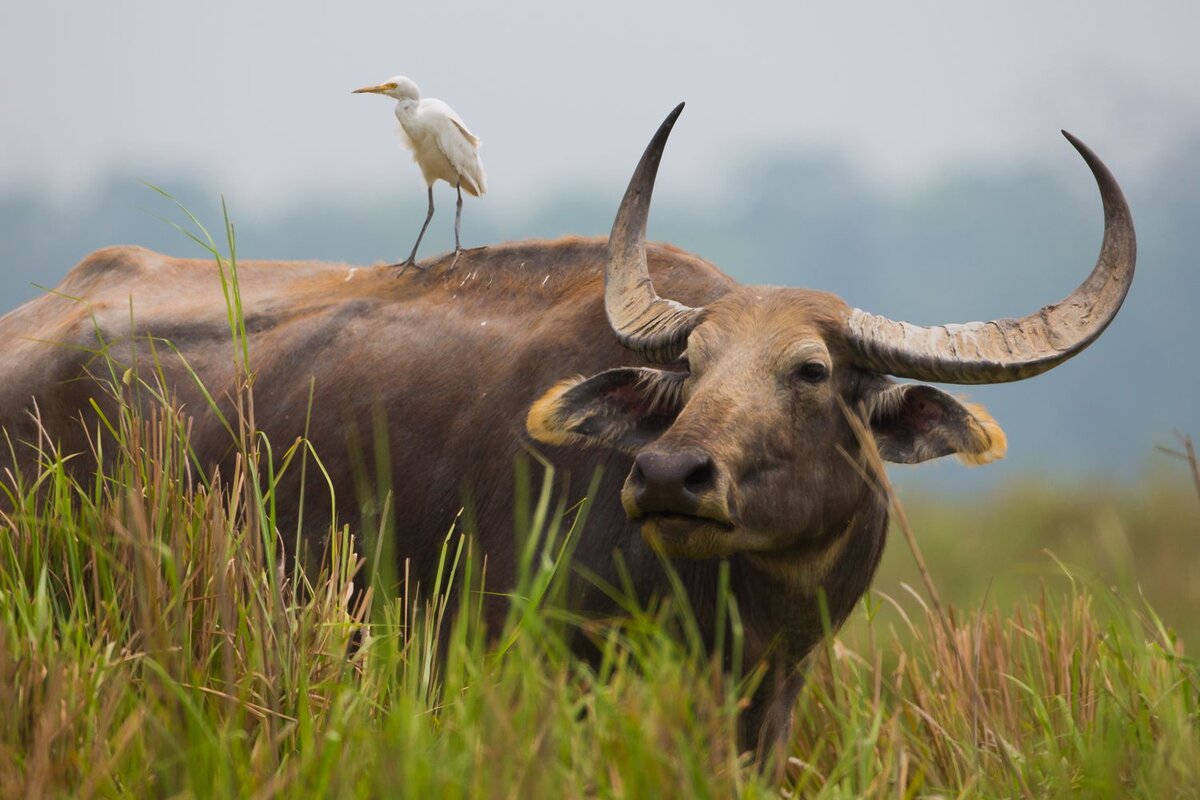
[{"x1": 1157, "y1": 433, "x2": 1200, "y2": 507}]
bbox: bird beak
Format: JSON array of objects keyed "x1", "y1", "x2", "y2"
[{"x1": 352, "y1": 83, "x2": 390, "y2": 95}]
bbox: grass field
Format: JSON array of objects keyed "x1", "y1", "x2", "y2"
[
  {"x1": 3, "y1": 394, "x2": 1197, "y2": 799},
  {"x1": 1, "y1": 217, "x2": 1198, "y2": 797}
]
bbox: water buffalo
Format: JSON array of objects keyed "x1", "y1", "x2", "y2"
[{"x1": 0, "y1": 105, "x2": 1134, "y2": 757}]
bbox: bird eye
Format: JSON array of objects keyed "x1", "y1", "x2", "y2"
[{"x1": 792, "y1": 361, "x2": 829, "y2": 383}]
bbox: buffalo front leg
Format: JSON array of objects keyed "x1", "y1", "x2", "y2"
[{"x1": 741, "y1": 666, "x2": 806, "y2": 778}]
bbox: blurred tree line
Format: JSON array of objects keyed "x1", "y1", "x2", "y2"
[{"x1": 1, "y1": 135, "x2": 1196, "y2": 484}]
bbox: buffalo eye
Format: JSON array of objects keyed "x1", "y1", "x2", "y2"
[{"x1": 792, "y1": 361, "x2": 829, "y2": 384}]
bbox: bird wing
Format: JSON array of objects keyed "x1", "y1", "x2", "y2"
[
  {"x1": 423, "y1": 99, "x2": 487, "y2": 196},
  {"x1": 425, "y1": 99, "x2": 480, "y2": 145}
]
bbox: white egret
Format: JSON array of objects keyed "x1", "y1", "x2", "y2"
[{"x1": 353, "y1": 75, "x2": 487, "y2": 265}]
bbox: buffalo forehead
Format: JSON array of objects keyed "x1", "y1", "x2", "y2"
[{"x1": 694, "y1": 286, "x2": 848, "y2": 352}]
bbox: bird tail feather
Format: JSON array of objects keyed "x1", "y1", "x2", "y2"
[{"x1": 461, "y1": 171, "x2": 486, "y2": 197}]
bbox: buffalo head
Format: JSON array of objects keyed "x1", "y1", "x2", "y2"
[{"x1": 528, "y1": 104, "x2": 1134, "y2": 564}]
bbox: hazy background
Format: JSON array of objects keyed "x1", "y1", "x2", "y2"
[{"x1": 2, "y1": 0, "x2": 1197, "y2": 489}]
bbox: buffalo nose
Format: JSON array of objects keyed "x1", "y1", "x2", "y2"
[{"x1": 630, "y1": 448, "x2": 717, "y2": 513}]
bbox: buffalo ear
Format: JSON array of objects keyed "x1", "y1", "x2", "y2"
[
  {"x1": 867, "y1": 383, "x2": 1007, "y2": 465},
  {"x1": 526, "y1": 368, "x2": 685, "y2": 452}
]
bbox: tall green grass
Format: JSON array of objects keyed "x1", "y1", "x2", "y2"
[
  {"x1": 0, "y1": 203, "x2": 1197, "y2": 797},
  {"x1": 0, "y1": 368, "x2": 760, "y2": 797}
]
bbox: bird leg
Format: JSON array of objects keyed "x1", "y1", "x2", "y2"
[
  {"x1": 404, "y1": 186, "x2": 435, "y2": 267},
  {"x1": 447, "y1": 183, "x2": 465, "y2": 269},
  {"x1": 454, "y1": 182, "x2": 464, "y2": 253}
]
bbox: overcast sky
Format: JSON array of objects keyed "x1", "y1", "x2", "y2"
[{"x1": 2, "y1": 1, "x2": 1198, "y2": 211}]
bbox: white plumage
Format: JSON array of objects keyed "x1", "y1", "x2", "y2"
[{"x1": 354, "y1": 75, "x2": 486, "y2": 265}]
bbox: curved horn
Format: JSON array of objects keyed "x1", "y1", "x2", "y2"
[
  {"x1": 845, "y1": 131, "x2": 1136, "y2": 384},
  {"x1": 606, "y1": 103, "x2": 705, "y2": 363}
]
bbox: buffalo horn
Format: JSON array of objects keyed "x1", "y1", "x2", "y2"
[
  {"x1": 844, "y1": 131, "x2": 1136, "y2": 384},
  {"x1": 605, "y1": 103, "x2": 706, "y2": 363}
]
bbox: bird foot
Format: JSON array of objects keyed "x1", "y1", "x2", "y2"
[
  {"x1": 448, "y1": 249, "x2": 462, "y2": 270},
  {"x1": 394, "y1": 257, "x2": 426, "y2": 275}
]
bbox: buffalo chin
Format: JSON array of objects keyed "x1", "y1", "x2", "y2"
[{"x1": 639, "y1": 513, "x2": 738, "y2": 559}]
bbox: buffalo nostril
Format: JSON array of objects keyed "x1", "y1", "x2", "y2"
[
  {"x1": 683, "y1": 458, "x2": 715, "y2": 494},
  {"x1": 631, "y1": 462, "x2": 646, "y2": 488}
]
